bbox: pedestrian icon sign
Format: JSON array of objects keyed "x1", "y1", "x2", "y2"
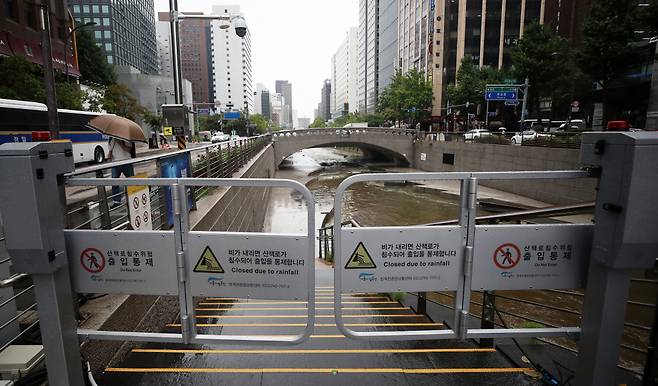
[
  {"x1": 193, "y1": 246, "x2": 224, "y2": 273},
  {"x1": 345, "y1": 242, "x2": 376, "y2": 269},
  {"x1": 493, "y1": 243, "x2": 521, "y2": 269}
]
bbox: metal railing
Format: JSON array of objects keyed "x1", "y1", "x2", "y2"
[
  {"x1": 65, "y1": 135, "x2": 271, "y2": 231},
  {"x1": 271, "y1": 127, "x2": 418, "y2": 138}
]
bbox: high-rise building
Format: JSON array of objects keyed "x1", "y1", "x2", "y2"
[
  {"x1": 378, "y1": 0, "x2": 398, "y2": 92},
  {"x1": 331, "y1": 27, "x2": 359, "y2": 118},
  {"x1": 297, "y1": 117, "x2": 311, "y2": 128},
  {"x1": 431, "y1": 0, "x2": 563, "y2": 115},
  {"x1": 69, "y1": 0, "x2": 158, "y2": 74},
  {"x1": 1, "y1": 1, "x2": 80, "y2": 77},
  {"x1": 271, "y1": 92, "x2": 285, "y2": 127},
  {"x1": 157, "y1": 13, "x2": 213, "y2": 104},
  {"x1": 275, "y1": 80, "x2": 293, "y2": 127},
  {"x1": 357, "y1": 0, "x2": 380, "y2": 114},
  {"x1": 210, "y1": 5, "x2": 253, "y2": 114},
  {"x1": 320, "y1": 79, "x2": 332, "y2": 121},
  {"x1": 397, "y1": 0, "x2": 432, "y2": 75}
]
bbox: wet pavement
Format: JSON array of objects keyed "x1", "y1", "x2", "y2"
[{"x1": 101, "y1": 262, "x2": 539, "y2": 386}]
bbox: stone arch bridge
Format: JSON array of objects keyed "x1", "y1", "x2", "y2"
[{"x1": 271, "y1": 128, "x2": 417, "y2": 166}]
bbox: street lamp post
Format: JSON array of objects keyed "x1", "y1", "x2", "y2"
[
  {"x1": 39, "y1": 1, "x2": 59, "y2": 140},
  {"x1": 167, "y1": 5, "x2": 247, "y2": 149},
  {"x1": 65, "y1": 22, "x2": 97, "y2": 83}
]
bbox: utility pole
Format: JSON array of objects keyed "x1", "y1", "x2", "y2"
[
  {"x1": 40, "y1": 1, "x2": 60, "y2": 140},
  {"x1": 520, "y1": 77, "x2": 530, "y2": 131}
]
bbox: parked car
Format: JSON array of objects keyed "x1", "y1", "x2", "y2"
[
  {"x1": 510, "y1": 130, "x2": 552, "y2": 145},
  {"x1": 558, "y1": 119, "x2": 586, "y2": 131},
  {"x1": 211, "y1": 132, "x2": 230, "y2": 143},
  {"x1": 463, "y1": 129, "x2": 492, "y2": 141}
]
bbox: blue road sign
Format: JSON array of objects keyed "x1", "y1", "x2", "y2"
[
  {"x1": 486, "y1": 91, "x2": 518, "y2": 101},
  {"x1": 223, "y1": 111, "x2": 241, "y2": 120}
]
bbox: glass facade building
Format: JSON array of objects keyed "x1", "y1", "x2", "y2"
[{"x1": 69, "y1": 0, "x2": 158, "y2": 74}]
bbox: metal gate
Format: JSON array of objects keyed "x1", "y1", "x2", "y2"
[
  {"x1": 66, "y1": 177, "x2": 316, "y2": 345},
  {"x1": 333, "y1": 171, "x2": 592, "y2": 341}
]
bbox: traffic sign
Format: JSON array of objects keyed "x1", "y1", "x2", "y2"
[
  {"x1": 341, "y1": 226, "x2": 462, "y2": 292},
  {"x1": 486, "y1": 91, "x2": 518, "y2": 101},
  {"x1": 66, "y1": 230, "x2": 179, "y2": 296},
  {"x1": 505, "y1": 100, "x2": 519, "y2": 106},
  {"x1": 163, "y1": 127, "x2": 173, "y2": 136},
  {"x1": 472, "y1": 224, "x2": 593, "y2": 290},
  {"x1": 187, "y1": 232, "x2": 309, "y2": 300}
]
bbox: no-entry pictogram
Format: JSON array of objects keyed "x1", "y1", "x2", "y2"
[
  {"x1": 80, "y1": 248, "x2": 105, "y2": 273},
  {"x1": 493, "y1": 243, "x2": 521, "y2": 269}
]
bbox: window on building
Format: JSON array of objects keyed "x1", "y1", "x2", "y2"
[
  {"x1": 107, "y1": 55, "x2": 113, "y2": 64},
  {"x1": 92, "y1": 5, "x2": 99, "y2": 13},
  {"x1": 72, "y1": 5, "x2": 80, "y2": 14},
  {"x1": 94, "y1": 30, "x2": 102, "y2": 39},
  {"x1": 24, "y1": 4, "x2": 38, "y2": 29},
  {"x1": 101, "y1": 5, "x2": 109, "y2": 14},
  {"x1": 82, "y1": 5, "x2": 89, "y2": 13},
  {"x1": 102, "y1": 18, "x2": 110, "y2": 26},
  {"x1": 105, "y1": 43, "x2": 112, "y2": 52},
  {"x1": 104, "y1": 30, "x2": 112, "y2": 38}
]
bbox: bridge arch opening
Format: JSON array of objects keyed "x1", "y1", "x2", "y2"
[{"x1": 279, "y1": 143, "x2": 410, "y2": 167}]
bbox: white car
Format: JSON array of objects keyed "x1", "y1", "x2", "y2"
[
  {"x1": 463, "y1": 129, "x2": 492, "y2": 141},
  {"x1": 211, "y1": 132, "x2": 230, "y2": 143},
  {"x1": 510, "y1": 130, "x2": 552, "y2": 145}
]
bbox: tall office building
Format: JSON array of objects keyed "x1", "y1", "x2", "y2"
[
  {"x1": 331, "y1": 27, "x2": 359, "y2": 118},
  {"x1": 319, "y1": 79, "x2": 332, "y2": 121},
  {"x1": 397, "y1": 0, "x2": 432, "y2": 75},
  {"x1": 271, "y1": 92, "x2": 285, "y2": 127},
  {"x1": 210, "y1": 5, "x2": 253, "y2": 114},
  {"x1": 431, "y1": 0, "x2": 562, "y2": 115},
  {"x1": 275, "y1": 80, "x2": 293, "y2": 127},
  {"x1": 357, "y1": 0, "x2": 380, "y2": 114},
  {"x1": 69, "y1": 0, "x2": 158, "y2": 74},
  {"x1": 378, "y1": 0, "x2": 398, "y2": 93},
  {"x1": 157, "y1": 13, "x2": 213, "y2": 104}
]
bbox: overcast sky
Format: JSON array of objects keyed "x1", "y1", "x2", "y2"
[{"x1": 154, "y1": 1, "x2": 359, "y2": 119}]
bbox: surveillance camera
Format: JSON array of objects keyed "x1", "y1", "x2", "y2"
[{"x1": 234, "y1": 16, "x2": 247, "y2": 38}]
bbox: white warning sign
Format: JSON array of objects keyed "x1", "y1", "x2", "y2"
[
  {"x1": 127, "y1": 173, "x2": 152, "y2": 231},
  {"x1": 65, "y1": 230, "x2": 178, "y2": 296},
  {"x1": 187, "y1": 232, "x2": 309, "y2": 300},
  {"x1": 341, "y1": 226, "x2": 463, "y2": 292},
  {"x1": 472, "y1": 224, "x2": 593, "y2": 290}
]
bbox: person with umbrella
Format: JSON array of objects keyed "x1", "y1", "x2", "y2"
[{"x1": 85, "y1": 115, "x2": 148, "y2": 206}]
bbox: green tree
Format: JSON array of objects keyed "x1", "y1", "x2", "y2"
[
  {"x1": 102, "y1": 84, "x2": 144, "y2": 121},
  {"x1": 198, "y1": 115, "x2": 223, "y2": 132},
  {"x1": 248, "y1": 113, "x2": 269, "y2": 133},
  {"x1": 446, "y1": 57, "x2": 506, "y2": 115},
  {"x1": 0, "y1": 56, "x2": 46, "y2": 103},
  {"x1": 377, "y1": 69, "x2": 432, "y2": 124},
  {"x1": 511, "y1": 23, "x2": 576, "y2": 122},
  {"x1": 578, "y1": 0, "x2": 641, "y2": 121},
  {"x1": 75, "y1": 30, "x2": 116, "y2": 86},
  {"x1": 309, "y1": 117, "x2": 327, "y2": 128},
  {"x1": 0, "y1": 56, "x2": 84, "y2": 110}
]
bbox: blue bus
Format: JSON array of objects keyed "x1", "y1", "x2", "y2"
[{"x1": 0, "y1": 98, "x2": 109, "y2": 164}]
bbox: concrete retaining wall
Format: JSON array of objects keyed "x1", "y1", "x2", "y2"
[
  {"x1": 413, "y1": 140, "x2": 596, "y2": 205},
  {"x1": 191, "y1": 144, "x2": 276, "y2": 232}
]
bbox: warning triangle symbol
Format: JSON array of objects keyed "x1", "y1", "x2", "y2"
[
  {"x1": 193, "y1": 246, "x2": 224, "y2": 273},
  {"x1": 345, "y1": 242, "x2": 377, "y2": 270}
]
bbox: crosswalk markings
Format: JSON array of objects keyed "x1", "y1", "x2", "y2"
[
  {"x1": 194, "y1": 307, "x2": 411, "y2": 311},
  {"x1": 193, "y1": 314, "x2": 423, "y2": 319},
  {"x1": 105, "y1": 367, "x2": 535, "y2": 375},
  {"x1": 132, "y1": 348, "x2": 497, "y2": 355},
  {"x1": 198, "y1": 301, "x2": 400, "y2": 305},
  {"x1": 167, "y1": 322, "x2": 443, "y2": 327}
]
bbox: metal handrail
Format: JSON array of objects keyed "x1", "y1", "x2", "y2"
[
  {"x1": 68, "y1": 134, "x2": 270, "y2": 176},
  {"x1": 0, "y1": 273, "x2": 30, "y2": 288}
]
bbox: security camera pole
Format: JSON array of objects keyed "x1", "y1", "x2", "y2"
[{"x1": 168, "y1": 3, "x2": 248, "y2": 149}]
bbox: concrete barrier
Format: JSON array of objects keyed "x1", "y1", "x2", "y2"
[{"x1": 413, "y1": 140, "x2": 596, "y2": 205}]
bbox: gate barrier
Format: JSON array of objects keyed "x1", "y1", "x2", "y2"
[{"x1": 0, "y1": 131, "x2": 656, "y2": 386}]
